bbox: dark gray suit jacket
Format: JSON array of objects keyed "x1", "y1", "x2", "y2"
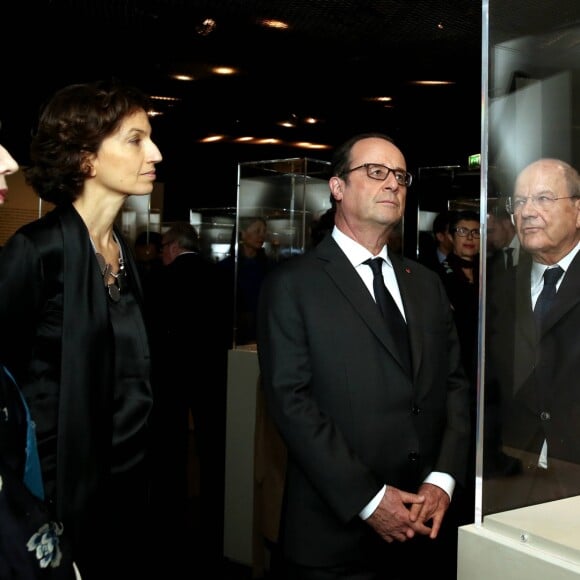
[
  {"x1": 486, "y1": 249, "x2": 580, "y2": 508},
  {"x1": 256, "y1": 233, "x2": 471, "y2": 566}
]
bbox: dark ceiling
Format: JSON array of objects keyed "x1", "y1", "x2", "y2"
[{"x1": 3, "y1": 0, "x2": 485, "y2": 218}]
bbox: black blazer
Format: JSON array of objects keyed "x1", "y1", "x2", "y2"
[
  {"x1": 487, "y1": 250, "x2": 580, "y2": 471},
  {"x1": 147, "y1": 251, "x2": 230, "y2": 412},
  {"x1": 256, "y1": 233, "x2": 471, "y2": 566},
  {"x1": 0, "y1": 203, "x2": 148, "y2": 548}
]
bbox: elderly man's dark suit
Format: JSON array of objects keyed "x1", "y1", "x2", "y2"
[
  {"x1": 486, "y1": 249, "x2": 580, "y2": 511},
  {"x1": 256, "y1": 233, "x2": 471, "y2": 571}
]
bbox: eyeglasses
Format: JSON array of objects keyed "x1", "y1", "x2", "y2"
[
  {"x1": 506, "y1": 194, "x2": 579, "y2": 215},
  {"x1": 452, "y1": 227, "x2": 480, "y2": 238},
  {"x1": 341, "y1": 163, "x2": 413, "y2": 187}
]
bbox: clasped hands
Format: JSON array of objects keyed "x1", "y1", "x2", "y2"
[{"x1": 366, "y1": 482, "x2": 450, "y2": 543}]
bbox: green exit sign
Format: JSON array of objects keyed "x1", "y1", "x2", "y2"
[{"x1": 468, "y1": 153, "x2": 481, "y2": 170}]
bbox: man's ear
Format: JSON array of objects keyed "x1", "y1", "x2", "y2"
[
  {"x1": 329, "y1": 176, "x2": 343, "y2": 202},
  {"x1": 574, "y1": 197, "x2": 580, "y2": 229}
]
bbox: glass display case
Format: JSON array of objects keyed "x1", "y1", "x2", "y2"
[
  {"x1": 195, "y1": 157, "x2": 332, "y2": 348},
  {"x1": 458, "y1": 2, "x2": 580, "y2": 578},
  {"x1": 480, "y1": 0, "x2": 580, "y2": 523}
]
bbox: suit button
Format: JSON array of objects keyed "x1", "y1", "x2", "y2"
[
  {"x1": 540, "y1": 411, "x2": 551, "y2": 421},
  {"x1": 408, "y1": 452, "x2": 419, "y2": 462},
  {"x1": 411, "y1": 405, "x2": 420, "y2": 415}
]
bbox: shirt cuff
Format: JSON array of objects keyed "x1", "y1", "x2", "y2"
[
  {"x1": 423, "y1": 471, "x2": 455, "y2": 500},
  {"x1": 359, "y1": 485, "x2": 386, "y2": 520},
  {"x1": 358, "y1": 472, "x2": 455, "y2": 521}
]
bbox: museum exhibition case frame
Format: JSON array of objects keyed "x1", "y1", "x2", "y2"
[
  {"x1": 221, "y1": 157, "x2": 331, "y2": 568},
  {"x1": 195, "y1": 156, "x2": 332, "y2": 348},
  {"x1": 458, "y1": 1, "x2": 580, "y2": 578}
]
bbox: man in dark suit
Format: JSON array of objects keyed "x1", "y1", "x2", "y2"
[
  {"x1": 484, "y1": 158, "x2": 580, "y2": 514},
  {"x1": 256, "y1": 133, "x2": 471, "y2": 580},
  {"x1": 146, "y1": 221, "x2": 230, "y2": 572},
  {"x1": 486, "y1": 203, "x2": 520, "y2": 280},
  {"x1": 418, "y1": 210, "x2": 454, "y2": 273}
]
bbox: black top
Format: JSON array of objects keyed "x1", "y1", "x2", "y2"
[
  {"x1": 107, "y1": 281, "x2": 152, "y2": 474},
  {"x1": 439, "y1": 251, "x2": 480, "y2": 387}
]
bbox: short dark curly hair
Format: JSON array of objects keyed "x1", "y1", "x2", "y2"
[
  {"x1": 449, "y1": 209, "x2": 480, "y2": 232},
  {"x1": 24, "y1": 79, "x2": 151, "y2": 205}
]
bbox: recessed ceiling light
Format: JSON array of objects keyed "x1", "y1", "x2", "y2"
[
  {"x1": 196, "y1": 18, "x2": 217, "y2": 36},
  {"x1": 294, "y1": 142, "x2": 331, "y2": 150},
  {"x1": 150, "y1": 95, "x2": 181, "y2": 102},
  {"x1": 364, "y1": 96, "x2": 392, "y2": 103},
  {"x1": 201, "y1": 135, "x2": 225, "y2": 143},
  {"x1": 259, "y1": 19, "x2": 289, "y2": 30},
  {"x1": 171, "y1": 74, "x2": 195, "y2": 82},
  {"x1": 411, "y1": 80, "x2": 455, "y2": 85},
  {"x1": 212, "y1": 66, "x2": 238, "y2": 75}
]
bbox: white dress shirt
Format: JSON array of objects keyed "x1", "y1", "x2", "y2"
[{"x1": 331, "y1": 226, "x2": 455, "y2": 519}]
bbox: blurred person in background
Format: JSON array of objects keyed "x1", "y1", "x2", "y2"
[
  {"x1": 439, "y1": 209, "x2": 481, "y2": 387},
  {"x1": 147, "y1": 221, "x2": 230, "y2": 572},
  {"x1": 418, "y1": 209, "x2": 454, "y2": 272},
  {"x1": 486, "y1": 202, "x2": 520, "y2": 280},
  {"x1": 438, "y1": 209, "x2": 481, "y2": 529},
  {"x1": 218, "y1": 216, "x2": 275, "y2": 346},
  {"x1": 133, "y1": 229, "x2": 163, "y2": 299}
]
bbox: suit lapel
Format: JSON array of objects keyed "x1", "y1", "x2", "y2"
[
  {"x1": 542, "y1": 251, "x2": 580, "y2": 334},
  {"x1": 317, "y1": 237, "x2": 410, "y2": 373}
]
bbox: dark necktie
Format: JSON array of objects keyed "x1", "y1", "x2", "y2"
[
  {"x1": 534, "y1": 266, "x2": 564, "y2": 326},
  {"x1": 364, "y1": 257, "x2": 411, "y2": 373},
  {"x1": 504, "y1": 247, "x2": 514, "y2": 269}
]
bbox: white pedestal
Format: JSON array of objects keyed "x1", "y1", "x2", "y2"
[
  {"x1": 458, "y1": 496, "x2": 580, "y2": 579},
  {"x1": 223, "y1": 347, "x2": 260, "y2": 566}
]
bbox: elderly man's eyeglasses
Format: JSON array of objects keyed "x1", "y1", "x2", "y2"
[
  {"x1": 452, "y1": 227, "x2": 480, "y2": 238},
  {"x1": 341, "y1": 163, "x2": 413, "y2": 187},
  {"x1": 506, "y1": 194, "x2": 579, "y2": 215}
]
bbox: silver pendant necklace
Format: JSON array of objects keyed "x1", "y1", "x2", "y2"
[{"x1": 91, "y1": 233, "x2": 126, "y2": 302}]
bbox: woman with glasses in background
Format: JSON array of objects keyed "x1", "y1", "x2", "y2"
[
  {"x1": 439, "y1": 209, "x2": 481, "y2": 385},
  {"x1": 438, "y1": 209, "x2": 481, "y2": 530}
]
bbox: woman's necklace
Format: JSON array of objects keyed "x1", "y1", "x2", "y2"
[{"x1": 90, "y1": 233, "x2": 126, "y2": 302}]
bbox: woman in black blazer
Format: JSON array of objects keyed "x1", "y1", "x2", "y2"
[{"x1": 0, "y1": 80, "x2": 162, "y2": 579}]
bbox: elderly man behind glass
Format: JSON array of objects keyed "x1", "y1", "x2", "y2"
[{"x1": 485, "y1": 158, "x2": 580, "y2": 513}]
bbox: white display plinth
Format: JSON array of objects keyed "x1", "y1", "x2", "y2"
[
  {"x1": 458, "y1": 496, "x2": 580, "y2": 579},
  {"x1": 223, "y1": 347, "x2": 260, "y2": 566}
]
